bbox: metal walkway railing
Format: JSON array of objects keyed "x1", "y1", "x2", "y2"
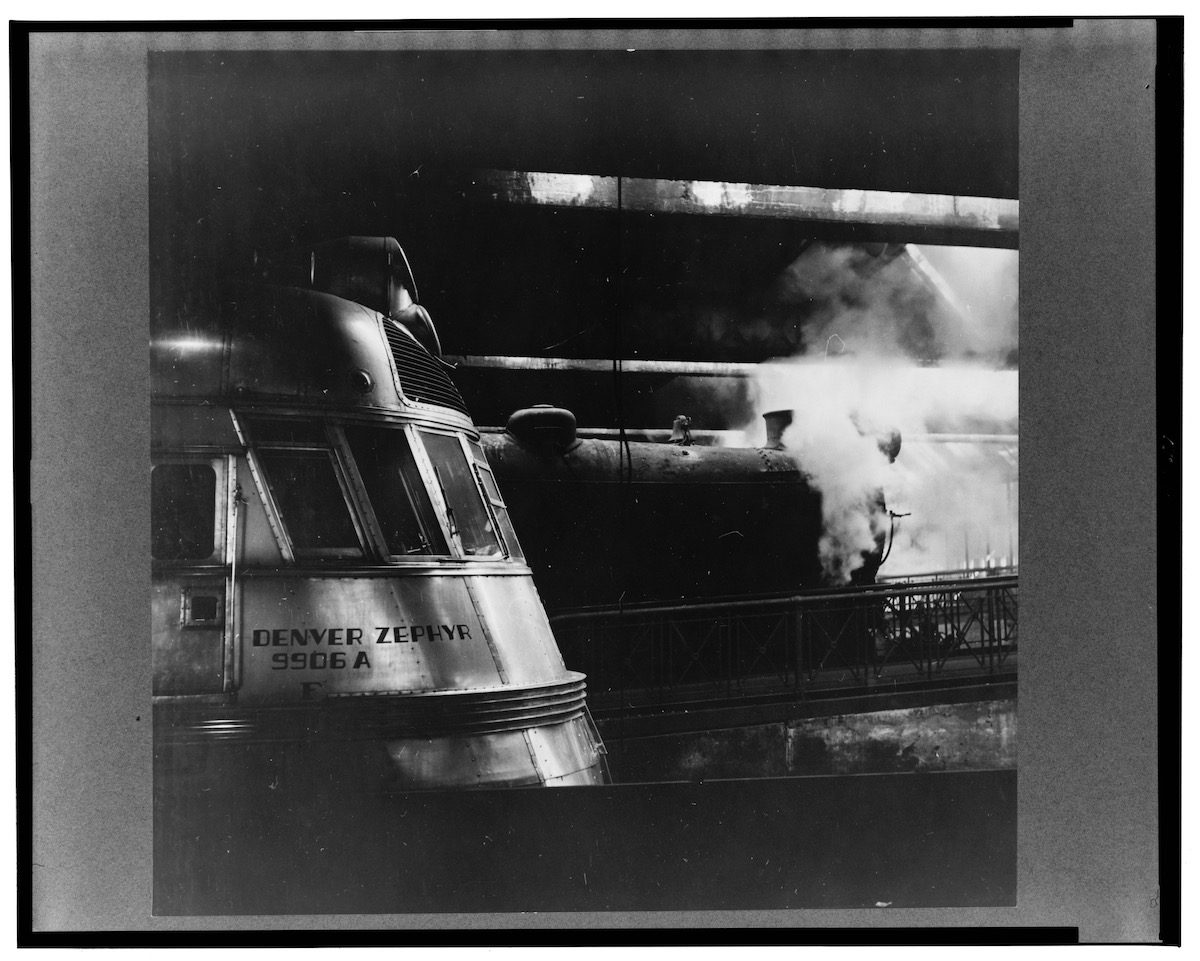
[{"x1": 550, "y1": 575, "x2": 1018, "y2": 703}]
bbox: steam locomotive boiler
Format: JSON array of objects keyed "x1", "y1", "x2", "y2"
[
  {"x1": 151, "y1": 237, "x2": 606, "y2": 790},
  {"x1": 478, "y1": 407, "x2": 893, "y2": 615}
]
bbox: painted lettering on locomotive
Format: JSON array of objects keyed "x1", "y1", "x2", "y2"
[{"x1": 151, "y1": 237, "x2": 606, "y2": 789}]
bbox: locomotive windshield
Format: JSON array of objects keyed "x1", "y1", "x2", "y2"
[
  {"x1": 242, "y1": 416, "x2": 515, "y2": 564},
  {"x1": 468, "y1": 439, "x2": 524, "y2": 562},
  {"x1": 256, "y1": 449, "x2": 364, "y2": 557},
  {"x1": 344, "y1": 424, "x2": 447, "y2": 556},
  {"x1": 419, "y1": 430, "x2": 504, "y2": 558}
]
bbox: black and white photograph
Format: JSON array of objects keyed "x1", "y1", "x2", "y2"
[
  {"x1": 24, "y1": 21, "x2": 1170, "y2": 940},
  {"x1": 146, "y1": 41, "x2": 1020, "y2": 915}
]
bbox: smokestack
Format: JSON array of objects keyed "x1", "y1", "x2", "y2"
[{"x1": 762, "y1": 409, "x2": 794, "y2": 450}]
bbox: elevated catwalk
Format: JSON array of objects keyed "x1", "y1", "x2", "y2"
[{"x1": 558, "y1": 575, "x2": 1018, "y2": 779}]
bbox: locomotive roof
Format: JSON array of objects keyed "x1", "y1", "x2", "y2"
[{"x1": 151, "y1": 283, "x2": 472, "y2": 427}]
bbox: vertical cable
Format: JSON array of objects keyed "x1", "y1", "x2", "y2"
[
  {"x1": 612, "y1": 175, "x2": 633, "y2": 711},
  {"x1": 613, "y1": 175, "x2": 631, "y2": 482}
]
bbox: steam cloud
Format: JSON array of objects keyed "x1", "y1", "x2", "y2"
[
  {"x1": 884, "y1": 439, "x2": 1018, "y2": 576},
  {"x1": 770, "y1": 242, "x2": 1019, "y2": 366},
  {"x1": 737, "y1": 242, "x2": 1019, "y2": 582}
]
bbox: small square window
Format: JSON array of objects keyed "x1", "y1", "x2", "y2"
[{"x1": 181, "y1": 588, "x2": 224, "y2": 628}]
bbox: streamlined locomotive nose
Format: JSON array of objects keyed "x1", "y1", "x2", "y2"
[{"x1": 152, "y1": 238, "x2": 606, "y2": 790}]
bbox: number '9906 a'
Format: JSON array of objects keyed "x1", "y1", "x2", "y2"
[{"x1": 272, "y1": 651, "x2": 372, "y2": 670}]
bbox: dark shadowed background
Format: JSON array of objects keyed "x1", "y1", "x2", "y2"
[{"x1": 149, "y1": 48, "x2": 1018, "y2": 428}]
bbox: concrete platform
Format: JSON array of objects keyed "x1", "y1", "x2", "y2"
[
  {"x1": 602, "y1": 697, "x2": 1016, "y2": 782},
  {"x1": 154, "y1": 769, "x2": 1016, "y2": 915}
]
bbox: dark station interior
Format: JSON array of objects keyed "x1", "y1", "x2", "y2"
[
  {"x1": 149, "y1": 48, "x2": 1021, "y2": 914},
  {"x1": 150, "y1": 49, "x2": 1018, "y2": 379}
]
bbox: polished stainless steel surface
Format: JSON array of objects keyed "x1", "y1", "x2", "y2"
[
  {"x1": 231, "y1": 574, "x2": 568, "y2": 702},
  {"x1": 152, "y1": 239, "x2": 604, "y2": 788},
  {"x1": 151, "y1": 284, "x2": 471, "y2": 429},
  {"x1": 385, "y1": 718, "x2": 605, "y2": 789}
]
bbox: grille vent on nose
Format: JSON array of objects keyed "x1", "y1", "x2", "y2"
[{"x1": 383, "y1": 321, "x2": 469, "y2": 416}]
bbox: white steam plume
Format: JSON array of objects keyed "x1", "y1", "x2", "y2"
[
  {"x1": 883, "y1": 439, "x2": 1018, "y2": 577},
  {"x1": 738, "y1": 242, "x2": 1019, "y2": 583},
  {"x1": 770, "y1": 242, "x2": 1018, "y2": 365}
]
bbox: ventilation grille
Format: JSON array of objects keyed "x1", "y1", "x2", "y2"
[{"x1": 383, "y1": 322, "x2": 470, "y2": 416}]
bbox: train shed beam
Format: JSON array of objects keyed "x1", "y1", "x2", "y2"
[
  {"x1": 444, "y1": 354, "x2": 758, "y2": 377},
  {"x1": 470, "y1": 170, "x2": 1019, "y2": 250}
]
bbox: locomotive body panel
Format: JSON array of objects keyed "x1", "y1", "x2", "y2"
[
  {"x1": 385, "y1": 721, "x2": 604, "y2": 789},
  {"x1": 151, "y1": 577, "x2": 228, "y2": 695},
  {"x1": 233, "y1": 573, "x2": 566, "y2": 703}
]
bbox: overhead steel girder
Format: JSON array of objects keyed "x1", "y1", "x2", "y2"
[{"x1": 470, "y1": 169, "x2": 1019, "y2": 250}]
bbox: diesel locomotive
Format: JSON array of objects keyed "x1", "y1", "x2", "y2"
[{"x1": 151, "y1": 237, "x2": 606, "y2": 790}]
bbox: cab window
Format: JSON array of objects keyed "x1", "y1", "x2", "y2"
[
  {"x1": 255, "y1": 449, "x2": 363, "y2": 557},
  {"x1": 151, "y1": 463, "x2": 218, "y2": 561},
  {"x1": 344, "y1": 424, "x2": 447, "y2": 556},
  {"x1": 469, "y1": 441, "x2": 523, "y2": 561},
  {"x1": 419, "y1": 431, "x2": 503, "y2": 558}
]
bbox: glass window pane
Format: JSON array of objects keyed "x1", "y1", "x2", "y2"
[
  {"x1": 420, "y1": 432, "x2": 503, "y2": 558},
  {"x1": 469, "y1": 443, "x2": 523, "y2": 561},
  {"x1": 152, "y1": 464, "x2": 217, "y2": 560},
  {"x1": 477, "y1": 468, "x2": 502, "y2": 504},
  {"x1": 472, "y1": 452, "x2": 505, "y2": 507},
  {"x1": 488, "y1": 503, "x2": 522, "y2": 562},
  {"x1": 344, "y1": 425, "x2": 447, "y2": 556},
  {"x1": 257, "y1": 450, "x2": 362, "y2": 555}
]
